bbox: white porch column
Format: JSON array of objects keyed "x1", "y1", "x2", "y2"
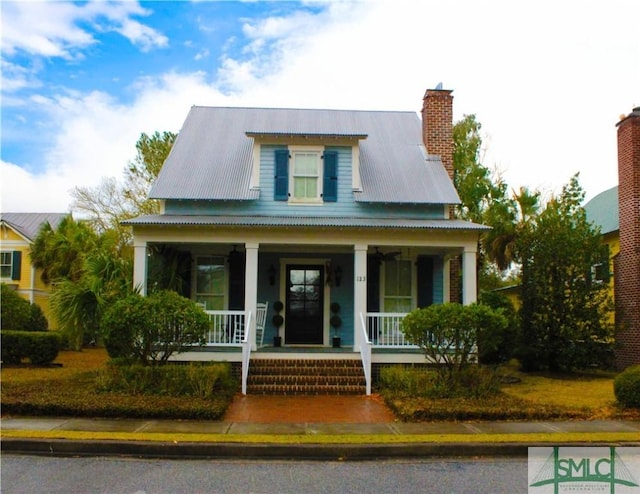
[
  {"x1": 462, "y1": 248, "x2": 477, "y2": 305},
  {"x1": 353, "y1": 243, "x2": 368, "y2": 348},
  {"x1": 133, "y1": 241, "x2": 147, "y2": 296},
  {"x1": 244, "y1": 242, "x2": 259, "y2": 350}
]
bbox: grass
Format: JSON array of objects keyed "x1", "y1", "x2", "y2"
[
  {"x1": 383, "y1": 366, "x2": 640, "y2": 422},
  {"x1": 1, "y1": 348, "x2": 234, "y2": 420}
]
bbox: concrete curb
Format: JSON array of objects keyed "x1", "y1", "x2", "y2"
[{"x1": 4, "y1": 438, "x2": 639, "y2": 460}]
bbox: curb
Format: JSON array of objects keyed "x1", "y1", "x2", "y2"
[{"x1": 4, "y1": 438, "x2": 638, "y2": 460}]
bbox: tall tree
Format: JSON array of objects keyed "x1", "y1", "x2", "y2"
[
  {"x1": 71, "y1": 131, "x2": 176, "y2": 246},
  {"x1": 517, "y1": 175, "x2": 613, "y2": 371}
]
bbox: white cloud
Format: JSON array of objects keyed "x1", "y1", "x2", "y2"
[{"x1": 2, "y1": 0, "x2": 639, "y2": 214}]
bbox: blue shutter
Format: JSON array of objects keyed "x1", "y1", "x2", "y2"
[
  {"x1": 11, "y1": 251, "x2": 21, "y2": 281},
  {"x1": 274, "y1": 149, "x2": 289, "y2": 201},
  {"x1": 323, "y1": 151, "x2": 338, "y2": 202}
]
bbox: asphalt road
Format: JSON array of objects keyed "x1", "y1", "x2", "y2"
[{"x1": 1, "y1": 455, "x2": 527, "y2": 494}]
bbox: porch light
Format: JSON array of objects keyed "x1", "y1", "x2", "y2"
[
  {"x1": 334, "y1": 266, "x2": 343, "y2": 287},
  {"x1": 268, "y1": 264, "x2": 276, "y2": 285}
]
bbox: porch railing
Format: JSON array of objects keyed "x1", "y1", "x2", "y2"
[
  {"x1": 203, "y1": 310, "x2": 247, "y2": 346},
  {"x1": 367, "y1": 312, "x2": 418, "y2": 348},
  {"x1": 241, "y1": 311, "x2": 253, "y2": 395},
  {"x1": 358, "y1": 312, "x2": 372, "y2": 396}
]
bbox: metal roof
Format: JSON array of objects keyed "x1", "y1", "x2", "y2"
[
  {"x1": 125, "y1": 214, "x2": 488, "y2": 231},
  {"x1": 0, "y1": 212, "x2": 67, "y2": 241},
  {"x1": 584, "y1": 186, "x2": 619, "y2": 235},
  {"x1": 150, "y1": 106, "x2": 460, "y2": 204}
]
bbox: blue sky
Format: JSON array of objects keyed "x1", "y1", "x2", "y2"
[{"x1": 1, "y1": 0, "x2": 639, "y2": 212}]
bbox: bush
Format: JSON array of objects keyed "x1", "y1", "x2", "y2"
[
  {"x1": 402, "y1": 303, "x2": 508, "y2": 372},
  {"x1": 379, "y1": 364, "x2": 501, "y2": 399},
  {"x1": 477, "y1": 291, "x2": 520, "y2": 364},
  {"x1": 1, "y1": 283, "x2": 48, "y2": 331},
  {"x1": 1, "y1": 330, "x2": 61, "y2": 365},
  {"x1": 96, "y1": 362, "x2": 235, "y2": 399},
  {"x1": 102, "y1": 290, "x2": 209, "y2": 365},
  {"x1": 614, "y1": 365, "x2": 640, "y2": 408}
]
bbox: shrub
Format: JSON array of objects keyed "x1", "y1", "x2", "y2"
[
  {"x1": 1, "y1": 284, "x2": 48, "y2": 331},
  {"x1": 402, "y1": 303, "x2": 508, "y2": 373},
  {"x1": 477, "y1": 291, "x2": 520, "y2": 364},
  {"x1": 379, "y1": 366, "x2": 437, "y2": 397},
  {"x1": 614, "y1": 365, "x2": 640, "y2": 408},
  {"x1": 1, "y1": 330, "x2": 61, "y2": 365},
  {"x1": 96, "y1": 362, "x2": 235, "y2": 399},
  {"x1": 102, "y1": 291, "x2": 209, "y2": 365}
]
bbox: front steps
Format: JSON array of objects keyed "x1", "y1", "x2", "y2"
[{"x1": 247, "y1": 358, "x2": 367, "y2": 395}]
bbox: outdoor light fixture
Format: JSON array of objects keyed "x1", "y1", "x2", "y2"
[
  {"x1": 334, "y1": 266, "x2": 343, "y2": 287},
  {"x1": 268, "y1": 264, "x2": 276, "y2": 285}
]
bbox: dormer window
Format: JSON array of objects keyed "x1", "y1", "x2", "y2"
[{"x1": 274, "y1": 146, "x2": 338, "y2": 203}]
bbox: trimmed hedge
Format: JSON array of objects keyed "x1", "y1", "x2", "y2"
[
  {"x1": 614, "y1": 365, "x2": 640, "y2": 408},
  {"x1": 1, "y1": 330, "x2": 62, "y2": 365},
  {"x1": 1, "y1": 283, "x2": 48, "y2": 331}
]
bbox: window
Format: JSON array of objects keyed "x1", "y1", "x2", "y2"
[
  {"x1": 273, "y1": 147, "x2": 338, "y2": 203},
  {"x1": 383, "y1": 259, "x2": 412, "y2": 312},
  {"x1": 292, "y1": 151, "x2": 320, "y2": 200},
  {"x1": 1, "y1": 251, "x2": 12, "y2": 279},
  {"x1": 195, "y1": 256, "x2": 225, "y2": 310}
]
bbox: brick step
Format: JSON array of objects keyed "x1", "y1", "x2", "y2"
[
  {"x1": 247, "y1": 358, "x2": 366, "y2": 395},
  {"x1": 248, "y1": 374, "x2": 365, "y2": 386},
  {"x1": 246, "y1": 383, "x2": 366, "y2": 395},
  {"x1": 249, "y1": 365, "x2": 364, "y2": 376}
]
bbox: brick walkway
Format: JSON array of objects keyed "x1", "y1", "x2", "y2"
[{"x1": 223, "y1": 394, "x2": 396, "y2": 423}]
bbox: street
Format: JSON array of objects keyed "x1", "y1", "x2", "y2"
[{"x1": 1, "y1": 455, "x2": 527, "y2": 493}]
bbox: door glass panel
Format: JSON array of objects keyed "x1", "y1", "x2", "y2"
[{"x1": 286, "y1": 265, "x2": 324, "y2": 344}]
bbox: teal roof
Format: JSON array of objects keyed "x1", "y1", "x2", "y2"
[{"x1": 584, "y1": 186, "x2": 619, "y2": 235}]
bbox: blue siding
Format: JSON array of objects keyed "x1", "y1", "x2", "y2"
[
  {"x1": 432, "y1": 256, "x2": 444, "y2": 305},
  {"x1": 163, "y1": 144, "x2": 446, "y2": 219}
]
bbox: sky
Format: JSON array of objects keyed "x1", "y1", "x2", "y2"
[{"x1": 1, "y1": 0, "x2": 639, "y2": 213}]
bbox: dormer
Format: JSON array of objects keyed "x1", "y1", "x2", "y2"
[{"x1": 245, "y1": 132, "x2": 367, "y2": 202}]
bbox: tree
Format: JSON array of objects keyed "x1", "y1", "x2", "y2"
[
  {"x1": 71, "y1": 131, "x2": 176, "y2": 247},
  {"x1": 517, "y1": 175, "x2": 613, "y2": 371}
]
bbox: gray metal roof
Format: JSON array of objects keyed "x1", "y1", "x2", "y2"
[
  {"x1": 150, "y1": 106, "x2": 460, "y2": 204},
  {"x1": 125, "y1": 214, "x2": 488, "y2": 231},
  {"x1": 0, "y1": 213, "x2": 68, "y2": 241},
  {"x1": 584, "y1": 186, "x2": 619, "y2": 235}
]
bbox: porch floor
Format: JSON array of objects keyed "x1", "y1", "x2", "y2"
[{"x1": 224, "y1": 394, "x2": 396, "y2": 424}]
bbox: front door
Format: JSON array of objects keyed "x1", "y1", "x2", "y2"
[{"x1": 285, "y1": 265, "x2": 324, "y2": 344}]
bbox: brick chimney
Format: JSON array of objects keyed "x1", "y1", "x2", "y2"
[
  {"x1": 615, "y1": 105, "x2": 640, "y2": 370},
  {"x1": 422, "y1": 87, "x2": 454, "y2": 180}
]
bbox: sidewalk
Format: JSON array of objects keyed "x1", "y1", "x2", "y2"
[{"x1": 2, "y1": 394, "x2": 639, "y2": 459}]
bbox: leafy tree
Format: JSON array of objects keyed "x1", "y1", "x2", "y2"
[
  {"x1": 517, "y1": 175, "x2": 613, "y2": 371},
  {"x1": 71, "y1": 131, "x2": 176, "y2": 247}
]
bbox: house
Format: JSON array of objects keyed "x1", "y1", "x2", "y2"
[
  {"x1": 0, "y1": 212, "x2": 67, "y2": 329},
  {"x1": 126, "y1": 88, "x2": 488, "y2": 394},
  {"x1": 614, "y1": 106, "x2": 640, "y2": 370},
  {"x1": 584, "y1": 185, "x2": 619, "y2": 324}
]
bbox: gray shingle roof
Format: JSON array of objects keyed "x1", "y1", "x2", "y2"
[
  {"x1": 584, "y1": 186, "x2": 619, "y2": 235},
  {"x1": 0, "y1": 213, "x2": 67, "y2": 241},
  {"x1": 150, "y1": 106, "x2": 460, "y2": 204},
  {"x1": 125, "y1": 214, "x2": 488, "y2": 231}
]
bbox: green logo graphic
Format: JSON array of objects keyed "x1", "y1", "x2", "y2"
[{"x1": 530, "y1": 447, "x2": 639, "y2": 493}]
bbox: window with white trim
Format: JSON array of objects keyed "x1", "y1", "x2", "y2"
[
  {"x1": 274, "y1": 146, "x2": 338, "y2": 203},
  {"x1": 1, "y1": 251, "x2": 12, "y2": 279},
  {"x1": 195, "y1": 256, "x2": 225, "y2": 310},
  {"x1": 383, "y1": 259, "x2": 412, "y2": 312}
]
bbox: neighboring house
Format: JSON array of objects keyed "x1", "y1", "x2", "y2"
[
  {"x1": 0, "y1": 212, "x2": 67, "y2": 329},
  {"x1": 584, "y1": 185, "x2": 619, "y2": 323},
  {"x1": 126, "y1": 88, "x2": 488, "y2": 394}
]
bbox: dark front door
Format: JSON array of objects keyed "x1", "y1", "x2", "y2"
[{"x1": 285, "y1": 265, "x2": 324, "y2": 344}]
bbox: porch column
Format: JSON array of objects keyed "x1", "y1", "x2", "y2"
[
  {"x1": 133, "y1": 241, "x2": 147, "y2": 296},
  {"x1": 462, "y1": 248, "x2": 477, "y2": 305},
  {"x1": 353, "y1": 243, "x2": 368, "y2": 348},
  {"x1": 244, "y1": 242, "x2": 259, "y2": 350}
]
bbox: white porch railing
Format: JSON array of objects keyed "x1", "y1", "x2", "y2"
[
  {"x1": 367, "y1": 312, "x2": 418, "y2": 348},
  {"x1": 241, "y1": 311, "x2": 253, "y2": 395},
  {"x1": 203, "y1": 310, "x2": 247, "y2": 346},
  {"x1": 358, "y1": 312, "x2": 372, "y2": 396}
]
